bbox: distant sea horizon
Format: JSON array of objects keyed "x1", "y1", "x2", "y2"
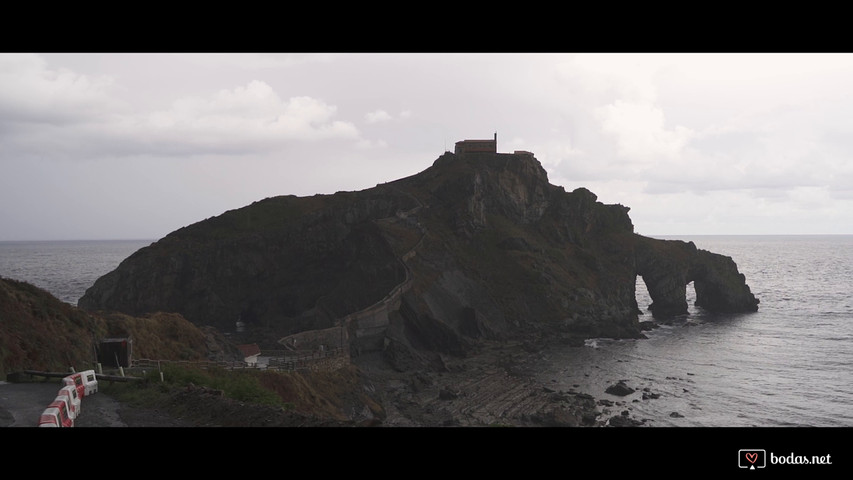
[
  {"x1": 6, "y1": 233, "x2": 853, "y2": 241},
  {"x1": 0, "y1": 239, "x2": 155, "y2": 306}
]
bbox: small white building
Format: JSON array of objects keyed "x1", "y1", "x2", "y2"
[{"x1": 237, "y1": 344, "x2": 261, "y2": 366}]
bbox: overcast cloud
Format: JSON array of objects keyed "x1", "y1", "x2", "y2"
[{"x1": 1, "y1": 52, "x2": 852, "y2": 241}]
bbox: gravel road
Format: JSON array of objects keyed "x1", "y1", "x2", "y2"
[{"x1": 0, "y1": 380, "x2": 73, "y2": 427}]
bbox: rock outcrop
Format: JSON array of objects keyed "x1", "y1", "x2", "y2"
[
  {"x1": 634, "y1": 235, "x2": 759, "y2": 318},
  {"x1": 79, "y1": 150, "x2": 759, "y2": 362},
  {"x1": 79, "y1": 192, "x2": 412, "y2": 346}
]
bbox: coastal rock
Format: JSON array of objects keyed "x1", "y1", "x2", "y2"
[
  {"x1": 78, "y1": 150, "x2": 759, "y2": 366},
  {"x1": 605, "y1": 381, "x2": 635, "y2": 396},
  {"x1": 634, "y1": 235, "x2": 759, "y2": 318},
  {"x1": 693, "y1": 249, "x2": 761, "y2": 313},
  {"x1": 438, "y1": 387, "x2": 459, "y2": 400},
  {"x1": 642, "y1": 391, "x2": 661, "y2": 400},
  {"x1": 608, "y1": 414, "x2": 645, "y2": 427},
  {"x1": 529, "y1": 406, "x2": 581, "y2": 427}
]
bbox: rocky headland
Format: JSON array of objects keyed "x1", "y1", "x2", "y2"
[{"x1": 63, "y1": 149, "x2": 759, "y2": 426}]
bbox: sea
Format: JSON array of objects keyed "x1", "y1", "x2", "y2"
[
  {"x1": 0, "y1": 235, "x2": 851, "y2": 428},
  {"x1": 534, "y1": 235, "x2": 853, "y2": 428}
]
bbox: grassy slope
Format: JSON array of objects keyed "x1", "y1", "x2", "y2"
[{"x1": 1, "y1": 277, "x2": 378, "y2": 425}]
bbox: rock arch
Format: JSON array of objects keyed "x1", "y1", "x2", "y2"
[{"x1": 634, "y1": 235, "x2": 759, "y2": 319}]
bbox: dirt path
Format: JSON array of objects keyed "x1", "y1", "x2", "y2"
[{"x1": 0, "y1": 380, "x2": 64, "y2": 427}]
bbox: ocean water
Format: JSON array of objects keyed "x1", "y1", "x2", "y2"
[
  {"x1": 534, "y1": 235, "x2": 853, "y2": 427},
  {"x1": 1, "y1": 236, "x2": 851, "y2": 427},
  {"x1": 0, "y1": 239, "x2": 153, "y2": 306}
]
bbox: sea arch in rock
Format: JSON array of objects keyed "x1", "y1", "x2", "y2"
[{"x1": 633, "y1": 235, "x2": 759, "y2": 319}]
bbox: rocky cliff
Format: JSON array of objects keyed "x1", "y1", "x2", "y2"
[{"x1": 79, "y1": 151, "x2": 759, "y2": 362}]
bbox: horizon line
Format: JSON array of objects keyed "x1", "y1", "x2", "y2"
[{"x1": 3, "y1": 233, "x2": 853, "y2": 243}]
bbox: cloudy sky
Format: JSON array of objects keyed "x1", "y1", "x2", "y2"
[{"x1": 2, "y1": 52, "x2": 852, "y2": 241}]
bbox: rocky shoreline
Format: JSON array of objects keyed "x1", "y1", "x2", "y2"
[
  {"x1": 100, "y1": 340, "x2": 636, "y2": 428},
  {"x1": 4, "y1": 338, "x2": 654, "y2": 428},
  {"x1": 352, "y1": 338, "x2": 639, "y2": 427}
]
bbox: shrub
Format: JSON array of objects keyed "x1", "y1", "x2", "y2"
[{"x1": 156, "y1": 364, "x2": 284, "y2": 407}]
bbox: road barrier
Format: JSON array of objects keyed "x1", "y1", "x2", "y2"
[{"x1": 37, "y1": 369, "x2": 99, "y2": 427}]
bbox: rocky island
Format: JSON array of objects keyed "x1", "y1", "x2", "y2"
[{"x1": 71, "y1": 139, "x2": 759, "y2": 426}]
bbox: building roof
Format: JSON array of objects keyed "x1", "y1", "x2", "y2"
[
  {"x1": 454, "y1": 137, "x2": 497, "y2": 154},
  {"x1": 237, "y1": 343, "x2": 261, "y2": 357},
  {"x1": 100, "y1": 337, "x2": 132, "y2": 343}
]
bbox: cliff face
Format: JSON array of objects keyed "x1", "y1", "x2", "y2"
[
  {"x1": 79, "y1": 192, "x2": 412, "y2": 343},
  {"x1": 394, "y1": 153, "x2": 642, "y2": 351},
  {"x1": 79, "y1": 151, "x2": 759, "y2": 358}
]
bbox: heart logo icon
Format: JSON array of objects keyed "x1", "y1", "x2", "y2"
[{"x1": 745, "y1": 452, "x2": 758, "y2": 464}]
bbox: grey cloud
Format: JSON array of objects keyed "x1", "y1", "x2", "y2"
[{"x1": 4, "y1": 53, "x2": 853, "y2": 239}]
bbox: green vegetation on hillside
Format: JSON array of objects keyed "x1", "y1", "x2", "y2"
[
  {"x1": 103, "y1": 363, "x2": 381, "y2": 426},
  {"x1": 109, "y1": 364, "x2": 287, "y2": 408},
  {"x1": 0, "y1": 277, "x2": 238, "y2": 378},
  {"x1": 0, "y1": 277, "x2": 105, "y2": 378}
]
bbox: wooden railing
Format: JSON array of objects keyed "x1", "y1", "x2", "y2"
[
  {"x1": 266, "y1": 347, "x2": 347, "y2": 371},
  {"x1": 131, "y1": 358, "x2": 253, "y2": 370},
  {"x1": 130, "y1": 346, "x2": 347, "y2": 372}
]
